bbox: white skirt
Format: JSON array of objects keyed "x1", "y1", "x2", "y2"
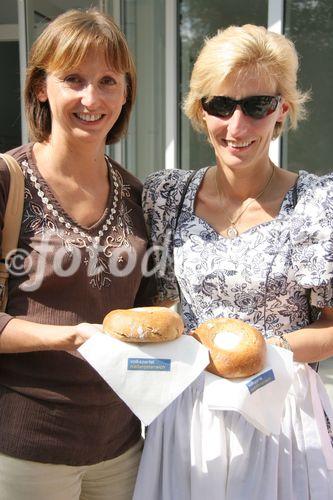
[{"x1": 133, "y1": 364, "x2": 333, "y2": 500}]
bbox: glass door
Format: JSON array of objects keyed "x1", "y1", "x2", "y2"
[
  {"x1": 18, "y1": 0, "x2": 63, "y2": 143},
  {"x1": 179, "y1": 0, "x2": 269, "y2": 171},
  {"x1": 17, "y1": 0, "x2": 101, "y2": 144},
  {"x1": 0, "y1": 1, "x2": 21, "y2": 152},
  {"x1": 284, "y1": 0, "x2": 333, "y2": 175},
  {"x1": 121, "y1": 0, "x2": 166, "y2": 179},
  {"x1": 179, "y1": 0, "x2": 333, "y2": 175}
]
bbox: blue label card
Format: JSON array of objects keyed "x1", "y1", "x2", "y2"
[
  {"x1": 127, "y1": 358, "x2": 171, "y2": 372},
  {"x1": 246, "y1": 369, "x2": 275, "y2": 394}
]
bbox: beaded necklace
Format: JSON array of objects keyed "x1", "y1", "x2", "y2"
[{"x1": 24, "y1": 156, "x2": 119, "y2": 248}]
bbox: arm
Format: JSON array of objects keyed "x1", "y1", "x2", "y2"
[
  {"x1": 0, "y1": 318, "x2": 101, "y2": 353},
  {"x1": 267, "y1": 307, "x2": 333, "y2": 363}
]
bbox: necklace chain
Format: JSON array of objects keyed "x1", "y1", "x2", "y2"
[{"x1": 215, "y1": 164, "x2": 275, "y2": 239}]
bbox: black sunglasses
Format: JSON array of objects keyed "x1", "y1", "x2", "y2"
[{"x1": 201, "y1": 95, "x2": 281, "y2": 119}]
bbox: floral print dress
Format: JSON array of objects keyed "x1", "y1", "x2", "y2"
[{"x1": 133, "y1": 167, "x2": 333, "y2": 500}]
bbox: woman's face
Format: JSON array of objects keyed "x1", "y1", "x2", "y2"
[
  {"x1": 38, "y1": 49, "x2": 127, "y2": 146},
  {"x1": 202, "y1": 70, "x2": 288, "y2": 172}
]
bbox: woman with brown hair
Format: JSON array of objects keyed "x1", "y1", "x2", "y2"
[{"x1": 0, "y1": 9, "x2": 154, "y2": 499}]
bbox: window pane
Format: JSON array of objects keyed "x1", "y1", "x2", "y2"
[
  {"x1": 284, "y1": 0, "x2": 333, "y2": 175},
  {"x1": 179, "y1": 0, "x2": 268, "y2": 170},
  {"x1": 0, "y1": 0, "x2": 21, "y2": 152},
  {"x1": 123, "y1": 0, "x2": 165, "y2": 179},
  {"x1": 0, "y1": 42, "x2": 21, "y2": 152}
]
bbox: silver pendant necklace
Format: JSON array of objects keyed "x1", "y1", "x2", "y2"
[
  {"x1": 226, "y1": 225, "x2": 239, "y2": 239},
  {"x1": 215, "y1": 165, "x2": 275, "y2": 239}
]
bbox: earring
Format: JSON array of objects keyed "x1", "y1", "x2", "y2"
[
  {"x1": 38, "y1": 93, "x2": 48, "y2": 103},
  {"x1": 37, "y1": 84, "x2": 47, "y2": 102}
]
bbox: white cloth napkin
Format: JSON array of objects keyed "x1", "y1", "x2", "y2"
[
  {"x1": 203, "y1": 345, "x2": 294, "y2": 435},
  {"x1": 78, "y1": 332, "x2": 209, "y2": 425}
]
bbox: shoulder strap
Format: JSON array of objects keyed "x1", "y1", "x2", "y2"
[
  {"x1": 173, "y1": 170, "x2": 197, "y2": 232},
  {"x1": 171, "y1": 170, "x2": 196, "y2": 302},
  {"x1": 0, "y1": 153, "x2": 25, "y2": 312},
  {"x1": 291, "y1": 181, "x2": 298, "y2": 208}
]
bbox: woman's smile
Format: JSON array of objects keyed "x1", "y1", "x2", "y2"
[
  {"x1": 221, "y1": 138, "x2": 256, "y2": 151},
  {"x1": 74, "y1": 112, "x2": 104, "y2": 122}
]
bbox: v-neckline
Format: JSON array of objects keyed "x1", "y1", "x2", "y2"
[
  {"x1": 26, "y1": 143, "x2": 117, "y2": 233},
  {"x1": 186, "y1": 167, "x2": 301, "y2": 241}
]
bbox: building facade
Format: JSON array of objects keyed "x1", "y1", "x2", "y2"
[{"x1": 1, "y1": 0, "x2": 333, "y2": 179}]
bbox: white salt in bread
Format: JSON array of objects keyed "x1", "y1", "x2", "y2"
[
  {"x1": 192, "y1": 317, "x2": 266, "y2": 378},
  {"x1": 103, "y1": 306, "x2": 184, "y2": 343}
]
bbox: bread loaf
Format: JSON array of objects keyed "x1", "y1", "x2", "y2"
[
  {"x1": 103, "y1": 306, "x2": 184, "y2": 343},
  {"x1": 193, "y1": 317, "x2": 266, "y2": 378}
]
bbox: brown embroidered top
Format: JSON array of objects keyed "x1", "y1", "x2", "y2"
[{"x1": 0, "y1": 143, "x2": 156, "y2": 465}]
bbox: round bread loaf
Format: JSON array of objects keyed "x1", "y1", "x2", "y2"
[
  {"x1": 193, "y1": 317, "x2": 266, "y2": 378},
  {"x1": 103, "y1": 306, "x2": 184, "y2": 343}
]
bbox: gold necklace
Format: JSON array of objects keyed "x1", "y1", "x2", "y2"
[{"x1": 215, "y1": 165, "x2": 275, "y2": 239}]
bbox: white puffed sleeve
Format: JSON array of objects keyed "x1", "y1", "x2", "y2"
[
  {"x1": 290, "y1": 173, "x2": 333, "y2": 307},
  {"x1": 142, "y1": 169, "x2": 194, "y2": 304}
]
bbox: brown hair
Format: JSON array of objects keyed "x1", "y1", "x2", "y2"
[
  {"x1": 184, "y1": 24, "x2": 309, "y2": 139},
  {"x1": 25, "y1": 9, "x2": 136, "y2": 144}
]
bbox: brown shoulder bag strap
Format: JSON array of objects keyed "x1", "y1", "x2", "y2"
[{"x1": 0, "y1": 153, "x2": 25, "y2": 312}]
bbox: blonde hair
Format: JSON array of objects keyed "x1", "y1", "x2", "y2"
[
  {"x1": 25, "y1": 9, "x2": 136, "y2": 144},
  {"x1": 184, "y1": 24, "x2": 309, "y2": 139}
]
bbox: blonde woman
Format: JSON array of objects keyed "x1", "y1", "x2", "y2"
[
  {"x1": 134, "y1": 25, "x2": 333, "y2": 499},
  {"x1": 0, "y1": 9, "x2": 155, "y2": 500}
]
